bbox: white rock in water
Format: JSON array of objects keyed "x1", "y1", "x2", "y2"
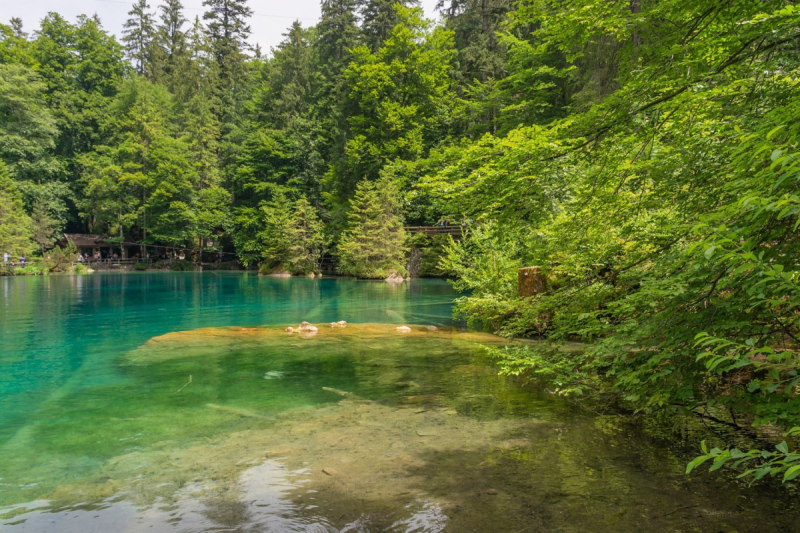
[
  {"x1": 330, "y1": 320, "x2": 347, "y2": 328},
  {"x1": 426, "y1": 325, "x2": 438, "y2": 331},
  {"x1": 285, "y1": 327, "x2": 294, "y2": 333},
  {"x1": 396, "y1": 326, "x2": 411, "y2": 333},
  {"x1": 298, "y1": 322, "x2": 318, "y2": 334},
  {"x1": 385, "y1": 271, "x2": 404, "y2": 283}
]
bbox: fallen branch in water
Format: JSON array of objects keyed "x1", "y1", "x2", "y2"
[
  {"x1": 175, "y1": 375, "x2": 192, "y2": 393},
  {"x1": 656, "y1": 504, "x2": 699, "y2": 518}
]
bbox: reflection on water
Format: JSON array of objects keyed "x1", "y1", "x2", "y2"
[{"x1": 1, "y1": 276, "x2": 799, "y2": 532}]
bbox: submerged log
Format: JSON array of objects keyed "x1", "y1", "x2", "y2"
[{"x1": 518, "y1": 266, "x2": 547, "y2": 297}]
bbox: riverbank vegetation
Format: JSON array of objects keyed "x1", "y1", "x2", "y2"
[{"x1": 2, "y1": 0, "x2": 800, "y2": 481}]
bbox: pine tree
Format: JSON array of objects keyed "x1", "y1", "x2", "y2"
[
  {"x1": 202, "y1": 0, "x2": 252, "y2": 83},
  {"x1": 316, "y1": 0, "x2": 360, "y2": 79},
  {"x1": 9, "y1": 17, "x2": 26, "y2": 39},
  {"x1": 122, "y1": 0, "x2": 156, "y2": 76},
  {"x1": 30, "y1": 201, "x2": 58, "y2": 267},
  {"x1": 182, "y1": 93, "x2": 221, "y2": 189},
  {"x1": 437, "y1": 0, "x2": 509, "y2": 84},
  {"x1": 155, "y1": 0, "x2": 188, "y2": 84},
  {"x1": 256, "y1": 191, "x2": 293, "y2": 273},
  {"x1": 359, "y1": 0, "x2": 419, "y2": 51},
  {"x1": 287, "y1": 196, "x2": 326, "y2": 274},
  {"x1": 337, "y1": 175, "x2": 407, "y2": 278}
]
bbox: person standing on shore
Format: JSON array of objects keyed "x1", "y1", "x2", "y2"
[{"x1": 3, "y1": 252, "x2": 8, "y2": 264}]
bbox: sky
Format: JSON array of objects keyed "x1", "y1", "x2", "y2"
[{"x1": 0, "y1": 0, "x2": 442, "y2": 55}]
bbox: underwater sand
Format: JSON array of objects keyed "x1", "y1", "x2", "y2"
[{"x1": 1, "y1": 323, "x2": 799, "y2": 532}]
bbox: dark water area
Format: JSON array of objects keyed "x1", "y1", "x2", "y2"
[{"x1": 0, "y1": 273, "x2": 798, "y2": 532}]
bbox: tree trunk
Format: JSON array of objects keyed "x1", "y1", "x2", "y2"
[{"x1": 518, "y1": 266, "x2": 547, "y2": 297}]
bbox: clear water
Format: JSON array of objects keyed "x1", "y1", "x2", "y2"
[{"x1": 0, "y1": 272, "x2": 798, "y2": 532}]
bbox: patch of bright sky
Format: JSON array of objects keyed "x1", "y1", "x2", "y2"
[{"x1": 0, "y1": 0, "x2": 442, "y2": 57}]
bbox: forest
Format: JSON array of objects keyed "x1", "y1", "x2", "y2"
[{"x1": 2, "y1": 0, "x2": 800, "y2": 483}]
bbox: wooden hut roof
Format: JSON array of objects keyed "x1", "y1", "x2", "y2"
[{"x1": 63, "y1": 234, "x2": 110, "y2": 247}]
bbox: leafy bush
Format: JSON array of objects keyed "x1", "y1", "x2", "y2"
[
  {"x1": 133, "y1": 262, "x2": 149, "y2": 271},
  {"x1": 406, "y1": 233, "x2": 450, "y2": 277},
  {"x1": 47, "y1": 241, "x2": 77, "y2": 272},
  {"x1": 169, "y1": 259, "x2": 195, "y2": 271}
]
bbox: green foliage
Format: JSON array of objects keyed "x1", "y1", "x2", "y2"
[
  {"x1": 337, "y1": 174, "x2": 407, "y2": 278},
  {"x1": 0, "y1": 63, "x2": 59, "y2": 183},
  {"x1": 133, "y1": 262, "x2": 149, "y2": 271},
  {"x1": 0, "y1": 162, "x2": 32, "y2": 255},
  {"x1": 286, "y1": 196, "x2": 327, "y2": 275},
  {"x1": 47, "y1": 241, "x2": 78, "y2": 272},
  {"x1": 329, "y1": 6, "x2": 457, "y2": 201},
  {"x1": 687, "y1": 428, "x2": 800, "y2": 484},
  {"x1": 420, "y1": 0, "x2": 800, "y2": 481},
  {"x1": 240, "y1": 194, "x2": 326, "y2": 274},
  {"x1": 122, "y1": 0, "x2": 157, "y2": 76},
  {"x1": 169, "y1": 259, "x2": 194, "y2": 271},
  {"x1": 406, "y1": 233, "x2": 449, "y2": 276}
]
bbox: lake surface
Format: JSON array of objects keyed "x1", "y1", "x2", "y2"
[{"x1": 0, "y1": 272, "x2": 798, "y2": 532}]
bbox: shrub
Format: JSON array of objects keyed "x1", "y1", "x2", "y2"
[
  {"x1": 169, "y1": 259, "x2": 195, "y2": 271},
  {"x1": 133, "y1": 262, "x2": 149, "y2": 271}
]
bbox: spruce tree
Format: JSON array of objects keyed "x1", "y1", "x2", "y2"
[
  {"x1": 316, "y1": 0, "x2": 360, "y2": 79},
  {"x1": 202, "y1": 0, "x2": 252, "y2": 82},
  {"x1": 287, "y1": 196, "x2": 326, "y2": 275},
  {"x1": 155, "y1": 0, "x2": 188, "y2": 84},
  {"x1": 122, "y1": 0, "x2": 156, "y2": 76},
  {"x1": 257, "y1": 192, "x2": 293, "y2": 273},
  {"x1": 337, "y1": 175, "x2": 407, "y2": 278},
  {"x1": 9, "y1": 17, "x2": 26, "y2": 39},
  {"x1": 359, "y1": 0, "x2": 419, "y2": 51}
]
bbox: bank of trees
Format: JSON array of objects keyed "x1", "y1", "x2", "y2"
[{"x1": 2, "y1": 0, "x2": 800, "y2": 481}]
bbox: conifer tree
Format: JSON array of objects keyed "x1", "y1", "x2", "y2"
[
  {"x1": 202, "y1": 0, "x2": 252, "y2": 91},
  {"x1": 287, "y1": 196, "x2": 326, "y2": 274},
  {"x1": 337, "y1": 175, "x2": 407, "y2": 278},
  {"x1": 359, "y1": 0, "x2": 419, "y2": 51},
  {"x1": 256, "y1": 191, "x2": 293, "y2": 272},
  {"x1": 122, "y1": 0, "x2": 156, "y2": 76},
  {"x1": 29, "y1": 201, "x2": 58, "y2": 265},
  {"x1": 182, "y1": 93, "x2": 221, "y2": 189},
  {"x1": 155, "y1": 0, "x2": 188, "y2": 84},
  {"x1": 316, "y1": 0, "x2": 360, "y2": 79},
  {"x1": 9, "y1": 17, "x2": 26, "y2": 39}
]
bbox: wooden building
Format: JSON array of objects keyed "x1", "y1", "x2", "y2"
[{"x1": 61, "y1": 234, "x2": 139, "y2": 260}]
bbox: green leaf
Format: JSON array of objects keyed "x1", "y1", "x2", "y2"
[{"x1": 784, "y1": 465, "x2": 800, "y2": 482}]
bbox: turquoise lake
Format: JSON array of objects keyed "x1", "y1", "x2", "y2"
[{"x1": 0, "y1": 272, "x2": 798, "y2": 532}]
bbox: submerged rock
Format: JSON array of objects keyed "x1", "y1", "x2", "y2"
[
  {"x1": 285, "y1": 327, "x2": 294, "y2": 333},
  {"x1": 426, "y1": 325, "x2": 438, "y2": 331},
  {"x1": 322, "y1": 467, "x2": 338, "y2": 476},
  {"x1": 385, "y1": 271, "x2": 404, "y2": 284},
  {"x1": 298, "y1": 321, "x2": 318, "y2": 334},
  {"x1": 396, "y1": 325, "x2": 411, "y2": 333},
  {"x1": 330, "y1": 320, "x2": 347, "y2": 328}
]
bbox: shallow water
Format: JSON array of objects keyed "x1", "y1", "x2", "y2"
[{"x1": 0, "y1": 273, "x2": 798, "y2": 532}]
